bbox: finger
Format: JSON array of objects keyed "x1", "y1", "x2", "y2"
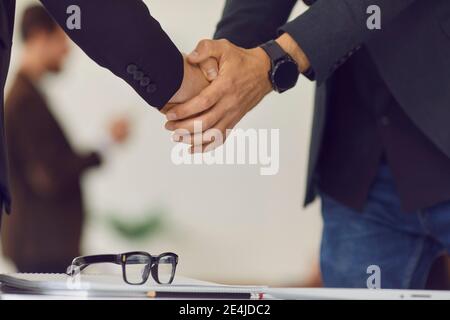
[
  {"x1": 199, "y1": 57, "x2": 219, "y2": 81},
  {"x1": 160, "y1": 103, "x2": 177, "y2": 115},
  {"x1": 189, "y1": 138, "x2": 218, "y2": 154},
  {"x1": 189, "y1": 143, "x2": 209, "y2": 154},
  {"x1": 201, "y1": 113, "x2": 242, "y2": 153},
  {"x1": 187, "y1": 39, "x2": 227, "y2": 64},
  {"x1": 173, "y1": 115, "x2": 223, "y2": 146},
  {"x1": 188, "y1": 113, "x2": 236, "y2": 153},
  {"x1": 173, "y1": 131, "x2": 212, "y2": 146},
  {"x1": 165, "y1": 100, "x2": 226, "y2": 134},
  {"x1": 190, "y1": 138, "x2": 224, "y2": 154},
  {"x1": 165, "y1": 78, "x2": 227, "y2": 122}
]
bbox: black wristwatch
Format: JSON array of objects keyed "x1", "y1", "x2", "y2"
[{"x1": 260, "y1": 40, "x2": 300, "y2": 93}]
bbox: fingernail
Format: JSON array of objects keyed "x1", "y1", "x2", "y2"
[
  {"x1": 165, "y1": 122, "x2": 174, "y2": 130},
  {"x1": 166, "y1": 113, "x2": 177, "y2": 121},
  {"x1": 207, "y1": 69, "x2": 218, "y2": 80},
  {"x1": 172, "y1": 134, "x2": 181, "y2": 142}
]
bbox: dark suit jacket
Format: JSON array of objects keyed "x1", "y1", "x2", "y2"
[
  {"x1": 214, "y1": 0, "x2": 450, "y2": 206},
  {"x1": 0, "y1": 0, "x2": 184, "y2": 220},
  {"x1": 1, "y1": 73, "x2": 101, "y2": 272}
]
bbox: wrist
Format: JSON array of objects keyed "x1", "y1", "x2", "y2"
[
  {"x1": 275, "y1": 33, "x2": 310, "y2": 73},
  {"x1": 249, "y1": 47, "x2": 273, "y2": 95},
  {"x1": 170, "y1": 57, "x2": 190, "y2": 103}
]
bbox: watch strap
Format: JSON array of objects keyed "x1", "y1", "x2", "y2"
[
  {"x1": 260, "y1": 40, "x2": 287, "y2": 65},
  {"x1": 262, "y1": 40, "x2": 315, "y2": 81}
]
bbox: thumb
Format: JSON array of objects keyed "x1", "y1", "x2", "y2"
[
  {"x1": 187, "y1": 39, "x2": 224, "y2": 64},
  {"x1": 198, "y1": 57, "x2": 219, "y2": 81}
]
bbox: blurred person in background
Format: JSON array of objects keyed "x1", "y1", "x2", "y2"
[
  {"x1": 0, "y1": 0, "x2": 211, "y2": 229},
  {"x1": 0, "y1": 5, "x2": 129, "y2": 273}
]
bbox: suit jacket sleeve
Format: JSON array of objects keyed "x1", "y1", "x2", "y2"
[
  {"x1": 39, "y1": 0, "x2": 183, "y2": 109},
  {"x1": 279, "y1": 0, "x2": 417, "y2": 83},
  {"x1": 214, "y1": 0, "x2": 297, "y2": 48}
]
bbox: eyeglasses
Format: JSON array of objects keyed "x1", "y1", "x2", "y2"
[{"x1": 66, "y1": 252, "x2": 179, "y2": 285}]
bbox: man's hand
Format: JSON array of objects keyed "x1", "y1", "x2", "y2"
[
  {"x1": 164, "y1": 39, "x2": 273, "y2": 152},
  {"x1": 109, "y1": 117, "x2": 130, "y2": 144},
  {"x1": 163, "y1": 34, "x2": 310, "y2": 153},
  {"x1": 167, "y1": 55, "x2": 212, "y2": 105}
]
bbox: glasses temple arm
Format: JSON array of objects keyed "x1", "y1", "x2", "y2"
[{"x1": 66, "y1": 254, "x2": 121, "y2": 276}]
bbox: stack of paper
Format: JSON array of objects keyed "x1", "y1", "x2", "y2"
[{"x1": 0, "y1": 273, "x2": 267, "y2": 299}]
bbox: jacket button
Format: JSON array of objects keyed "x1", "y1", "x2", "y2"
[
  {"x1": 127, "y1": 64, "x2": 137, "y2": 74},
  {"x1": 133, "y1": 71, "x2": 144, "y2": 81},
  {"x1": 140, "y1": 77, "x2": 151, "y2": 87},
  {"x1": 146, "y1": 83, "x2": 157, "y2": 94}
]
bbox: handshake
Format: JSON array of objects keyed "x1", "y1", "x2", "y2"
[{"x1": 162, "y1": 34, "x2": 310, "y2": 153}]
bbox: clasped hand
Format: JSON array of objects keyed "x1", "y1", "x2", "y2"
[{"x1": 162, "y1": 39, "x2": 273, "y2": 153}]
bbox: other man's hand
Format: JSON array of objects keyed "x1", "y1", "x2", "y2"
[
  {"x1": 164, "y1": 34, "x2": 310, "y2": 153},
  {"x1": 164, "y1": 39, "x2": 273, "y2": 152},
  {"x1": 167, "y1": 55, "x2": 215, "y2": 105},
  {"x1": 109, "y1": 117, "x2": 130, "y2": 144}
]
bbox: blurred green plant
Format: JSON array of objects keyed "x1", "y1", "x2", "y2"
[{"x1": 104, "y1": 208, "x2": 168, "y2": 242}]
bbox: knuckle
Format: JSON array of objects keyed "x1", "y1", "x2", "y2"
[
  {"x1": 222, "y1": 78, "x2": 234, "y2": 91},
  {"x1": 198, "y1": 39, "x2": 212, "y2": 50},
  {"x1": 219, "y1": 39, "x2": 231, "y2": 46}
]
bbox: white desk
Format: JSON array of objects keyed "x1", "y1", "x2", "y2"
[
  {"x1": 265, "y1": 288, "x2": 450, "y2": 300},
  {"x1": 2, "y1": 288, "x2": 450, "y2": 300}
]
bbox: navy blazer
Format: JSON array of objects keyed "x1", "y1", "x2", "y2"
[{"x1": 0, "y1": 0, "x2": 184, "y2": 216}]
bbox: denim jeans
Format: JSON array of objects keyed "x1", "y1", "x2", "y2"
[{"x1": 320, "y1": 164, "x2": 450, "y2": 289}]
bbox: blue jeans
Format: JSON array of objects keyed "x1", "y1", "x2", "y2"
[{"x1": 320, "y1": 164, "x2": 450, "y2": 289}]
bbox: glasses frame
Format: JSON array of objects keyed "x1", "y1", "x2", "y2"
[{"x1": 66, "y1": 251, "x2": 179, "y2": 285}]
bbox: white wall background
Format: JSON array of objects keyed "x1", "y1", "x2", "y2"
[{"x1": 3, "y1": 0, "x2": 322, "y2": 286}]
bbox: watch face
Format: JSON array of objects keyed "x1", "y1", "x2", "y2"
[{"x1": 272, "y1": 60, "x2": 300, "y2": 92}]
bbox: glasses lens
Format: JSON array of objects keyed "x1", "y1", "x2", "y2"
[
  {"x1": 125, "y1": 254, "x2": 151, "y2": 284},
  {"x1": 157, "y1": 255, "x2": 177, "y2": 284}
]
